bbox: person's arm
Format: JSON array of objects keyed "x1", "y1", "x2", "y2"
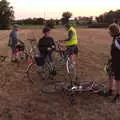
[
  {"x1": 8, "y1": 37, "x2": 12, "y2": 46},
  {"x1": 8, "y1": 32, "x2": 12, "y2": 46},
  {"x1": 49, "y1": 38, "x2": 56, "y2": 50},
  {"x1": 64, "y1": 30, "x2": 73, "y2": 41},
  {"x1": 18, "y1": 40, "x2": 24, "y2": 45}
]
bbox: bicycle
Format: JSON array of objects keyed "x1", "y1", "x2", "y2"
[
  {"x1": 26, "y1": 39, "x2": 72, "y2": 84},
  {"x1": 42, "y1": 79, "x2": 105, "y2": 104},
  {"x1": 26, "y1": 48, "x2": 66, "y2": 83},
  {"x1": 41, "y1": 40, "x2": 78, "y2": 93}
]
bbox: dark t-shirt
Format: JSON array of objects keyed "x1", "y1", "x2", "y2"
[{"x1": 38, "y1": 36, "x2": 55, "y2": 54}]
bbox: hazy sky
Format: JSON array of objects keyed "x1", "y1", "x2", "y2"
[{"x1": 8, "y1": 0, "x2": 120, "y2": 19}]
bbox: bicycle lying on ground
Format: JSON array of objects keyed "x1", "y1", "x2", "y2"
[
  {"x1": 41, "y1": 40, "x2": 107, "y2": 104},
  {"x1": 41, "y1": 79, "x2": 105, "y2": 104}
]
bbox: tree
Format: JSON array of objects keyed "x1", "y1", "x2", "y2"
[
  {"x1": 61, "y1": 11, "x2": 72, "y2": 25},
  {"x1": 74, "y1": 17, "x2": 79, "y2": 25},
  {"x1": 96, "y1": 15, "x2": 104, "y2": 23},
  {"x1": 96, "y1": 9, "x2": 120, "y2": 24},
  {"x1": 0, "y1": 0, "x2": 14, "y2": 29},
  {"x1": 104, "y1": 11, "x2": 115, "y2": 24}
]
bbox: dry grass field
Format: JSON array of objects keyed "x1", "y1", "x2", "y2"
[{"x1": 0, "y1": 28, "x2": 120, "y2": 120}]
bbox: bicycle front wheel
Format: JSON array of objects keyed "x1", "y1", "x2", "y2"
[
  {"x1": 66, "y1": 58, "x2": 77, "y2": 82},
  {"x1": 26, "y1": 63, "x2": 42, "y2": 83}
]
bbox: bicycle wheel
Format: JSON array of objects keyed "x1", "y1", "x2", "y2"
[
  {"x1": 26, "y1": 63, "x2": 42, "y2": 83},
  {"x1": 66, "y1": 58, "x2": 77, "y2": 82},
  {"x1": 21, "y1": 51, "x2": 28, "y2": 61},
  {"x1": 41, "y1": 81, "x2": 66, "y2": 94},
  {"x1": 90, "y1": 82, "x2": 105, "y2": 93}
]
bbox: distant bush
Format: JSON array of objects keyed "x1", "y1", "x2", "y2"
[
  {"x1": 88, "y1": 23, "x2": 108, "y2": 28},
  {"x1": 15, "y1": 18, "x2": 45, "y2": 25},
  {"x1": 45, "y1": 19, "x2": 56, "y2": 29}
]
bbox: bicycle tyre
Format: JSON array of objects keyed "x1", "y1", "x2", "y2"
[
  {"x1": 66, "y1": 58, "x2": 77, "y2": 82},
  {"x1": 26, "y1": 63, "x2": 42, "y2": 83},
  {"x1": 41, "y1": 82, "x2": 65, "y2": 94}
]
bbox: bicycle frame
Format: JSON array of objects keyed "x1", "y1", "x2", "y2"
[
  {"x1": 55, "y1": 40, "x2": 77, "y2": 82},
  {"x1": 25, "y1": 39, "x2": 38, "y2": 73}
]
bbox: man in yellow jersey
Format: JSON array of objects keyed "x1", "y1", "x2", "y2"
[{"x1": 63, "y1": 23, "x2": 78, "y2": 66}]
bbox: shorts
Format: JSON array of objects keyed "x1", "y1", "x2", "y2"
[
  {"x1": 11, "y1": 45, "x2": 16, "y2": 54},
  {"x1": 67, "y1": 45, "x2": 78, "y2": 56},
  {"x1": 111, "y1": 45, "x2": 120, "y2": 80}
]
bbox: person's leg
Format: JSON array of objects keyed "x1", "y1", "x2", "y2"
[
  {"x1": 40, "y1": 53, "x2": 47, "y2": 80},
  {"x1": 116, "y1": 80, "x2": 120, "y2": 95},
  {"x1": 108, "y1": 75, "x2": 114, "y2": 95},
  {"x1": 70, "y1": 46, "x2": 78, "y2": 67},
  {"x1": 11, "y1": 47, "x2": 17, "y2": 61},
  {"x1": 67, "y1": 46, "x2": 75, "y2": 65},
  {"x1": 47, "y1": 52, "x2": 53, "y2": 63},
  {"x1": 113, "y1": 80, "x2": 120, "y2": 101},
  {"x1": 113, "y1": 72, "x2": 120, "y2": 101}
]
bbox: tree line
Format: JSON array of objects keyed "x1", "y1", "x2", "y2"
[
  {"x1": 0, "y1": 0, "x2": 120, "y2": 29},
  {"x1": 96, "y1": 10, "x2": 120, "y2": 24}
]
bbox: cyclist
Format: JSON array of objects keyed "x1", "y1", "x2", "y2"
[
  {"x1": 108, "y1": 22, "x2": 120, "y2": 101},
  {"x1": 62, "y1": 23, "x2": 78, "y2": 68},
  {"x1": 8, "y1": 24, "x2": 20, "y2": 62},
  {"x1": 37, "y1": 27, "x2": 56, "y2": 67}
]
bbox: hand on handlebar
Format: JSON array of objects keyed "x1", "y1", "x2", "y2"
[
  {"x1": 51, "y1": 45, "x2": 55, "y2": 49},
  {"x1": 48, "y1": 47, "x2": 52, "y2": 51},
  {"x1": 48, "y1": 46, "x2": 55, "y2": 51}
]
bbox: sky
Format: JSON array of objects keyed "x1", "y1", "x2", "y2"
[{"x1": 8, "y1": 0, "x2": 120, "y2": 20}]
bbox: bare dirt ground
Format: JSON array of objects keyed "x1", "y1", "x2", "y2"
[{"x1": 0, "y1": 28, "x2": 120, "y2": 120}]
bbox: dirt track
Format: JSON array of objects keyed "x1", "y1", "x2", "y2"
[{"x1": 0, "y1": 28, "x2": 120, "y2": 120}]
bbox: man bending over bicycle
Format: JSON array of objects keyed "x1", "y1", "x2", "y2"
[
  {"x1": 37, "y1": 27, "x2": 56, "y2": 66},
  {"x1": 63, "y1": 23, "x2": 78, "y2": 67}
]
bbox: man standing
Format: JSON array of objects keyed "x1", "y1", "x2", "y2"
[
  {"x1": 64, "y1": 23, "x2": 78, "y2": 67},
  {"x1": 8, "y1": 24, "x2": 20, "y2": 62},
  {"x1": 107, "y1": 21, "x2": 120, "y2": 102}
]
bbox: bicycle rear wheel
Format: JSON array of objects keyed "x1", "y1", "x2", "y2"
[
  {"x1": 41, "y1": 81, "x2": 66, "y2": 94},
  {"x1": 76, "y1": 80, "x2": 104, "y2": 93}
]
